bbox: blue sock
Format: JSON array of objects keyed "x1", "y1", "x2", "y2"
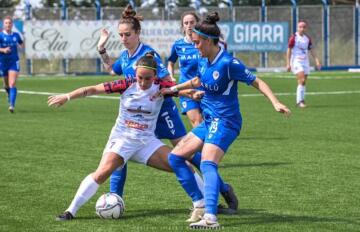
[
  {"x1": 190, "y1": 152, "x2": 201, "y2": 170},
  {"x1": 200, "y1": 161, "x2": 220, "y2": 215},
  {"x1": 9, "y1": 87, "x2": 17, "y2": 107},
  {"x1": 191, "y1": 152, "x2": 229, "y2": 193},
  {"x1": 168, "y1": 153, "x2": 203, "y2": 202},
  {"x1": 109, "y1": 163, "x2": 127, "y2": 197}
]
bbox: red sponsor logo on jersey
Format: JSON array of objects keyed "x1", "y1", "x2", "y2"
[{"x1": 124, "y1": 120, "x2": 148, "y2": 130}]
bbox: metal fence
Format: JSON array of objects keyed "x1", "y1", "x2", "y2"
[{"x1": 0, "y1": 5, "x2": 358, "y2": 75}]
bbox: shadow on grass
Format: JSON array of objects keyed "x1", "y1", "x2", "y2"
[
  {"x1": 240, "y1": 137, "x2": 288, "y2": 141},
  {"x1": 75, "y1": 208, "x2": 188, "y2": 221},
  {"x1": 220, "y1": 162, "x2": 291, "y2": 169},
  {"x1": 224, "y1": 208, "x2": 359, "y2": 227}
]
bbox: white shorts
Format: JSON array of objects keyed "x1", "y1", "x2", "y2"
[
  {"x1": 291, "y1": 60, "x2": 310, "y2": 75},
  {"x1": 102, "y1": 134, "x2": 165, "y2": 166}
]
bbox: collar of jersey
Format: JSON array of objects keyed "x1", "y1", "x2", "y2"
[
  {"x1": 208, "y1": 47, "x2": 224, "y2": 65},
  {"x1": 2, "y1": 30, "x2": 12, "y2": 35},
  {"x1": 183, "y1": 36, "x2": 192, "y2": 44},
  {"x1": 128, "y1": 42, "x2": 143, "y2": 59}
]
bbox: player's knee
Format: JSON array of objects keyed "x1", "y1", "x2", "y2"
[
  {"x1": 93, "y1": 169, "x2": 111, "y2": 184},
  {"x1": 168, "y1": 153, "x2": 186, "y2": 168}
]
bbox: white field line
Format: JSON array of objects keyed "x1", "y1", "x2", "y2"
[
  {"x1": 259, "y1": 75, "x2": 360, "y2": 80},
  {"x1": 1, "y1": 89, "x2": 360, "y2": 99}
]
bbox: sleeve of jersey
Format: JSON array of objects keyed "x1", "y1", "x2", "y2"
[
  {"x1": 167, "y1": 44, "x2": 178, "y2": 63},
  {"x1": 152, "y1": 52, "x2": 170, "y2": 79},
  {"x1": 16, "y1": 33, "x2": 23, "y2": 45},
  {"x1": 288, "y1": 35, "x2": 295, "y2": 48},
  {"x1": 103, "y1": 79, "x2": 131, "y2": 94},
  {"x1": 308, "y1": 37, "x2": 313, "y2": 50},
  {"x1": 229, "y1": 59, "x2": 256, "y2": 85},
  {"x1": 111, "y1": 59, "x2": 123, "y2": 76}
]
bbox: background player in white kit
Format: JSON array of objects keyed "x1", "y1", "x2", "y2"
[
  {"x1": 286, "y1": 20, "x2": 321, "y2": 108},
  {"x1": 48, "y1": 53, "x2": 203, "y2": 221}
]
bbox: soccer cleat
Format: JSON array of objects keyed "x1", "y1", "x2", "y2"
[
  {"x1": 186, "y1": 207, "x2": 205, "y2": 222},
  {"x1": 8, "y1": 106, "x2": 14, "y2": 113},
  {"x1": 217, "y1": 204, "x2": 237, "y2": 215},
  {"x1": 189, "y1": 217, "x2": 221, "y2": 230},
  {"x1": 56, "y1": 211, "x2": 74, "y2": 221},
  {"x1": 297, "y1": 101, "x2": 306, "y2": 108},
  {"x1": 220, "y1": 184, "x2": 238, "y2": 214}
]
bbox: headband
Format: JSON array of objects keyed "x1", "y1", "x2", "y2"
[
  {"x1": 192, "y1": 28, "x2": 219, "y2": 39},
  {"x1": 136, "y1": 65, "x2": 157, "y2": 71}
]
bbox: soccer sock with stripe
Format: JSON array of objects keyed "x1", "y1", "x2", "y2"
[
  {"x1": 109, "y1": 164, "x2": 127, "y2": 197},
  {"x1": 66, "y1": 174, "x2": 99, "y2": 216}
]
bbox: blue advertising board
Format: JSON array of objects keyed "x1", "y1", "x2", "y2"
[{"x1": 219, "y1": 22, "x2": 289, "y2": 52}]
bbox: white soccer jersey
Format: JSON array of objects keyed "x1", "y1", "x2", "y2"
[
  {"x1": 103, "y1": 79, "x2": 175, "y2": 141},
  {"x1": 115, "y1": 83, "x2": 163, "y2": 140},
  {"x1": 288, "y1": 32, "x2": 313, "y2": 63}
]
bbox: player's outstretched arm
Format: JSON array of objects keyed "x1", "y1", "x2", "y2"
[
  {"x1": 97, "y1": 29, "x2": 114, "y2": 73},
  {"x1": 159, "y1": 76, "x2": 201, "y2": 96},
  {"x1": 252, "y1": 77, "x2": 291, "y2": 116},
  {"x1": 48, "y1": 84, "x2": 106, "y2": 107}
]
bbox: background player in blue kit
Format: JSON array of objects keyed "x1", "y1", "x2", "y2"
[
  {"x1": 0, "y1": 16, "x2": 24, "y2": 113},
  {"x1": 168, "y1": 11, "x2": 202, "y2": 127},
  {"x1": 161, "y1": 12, "x2": 291, "y2": 229}
]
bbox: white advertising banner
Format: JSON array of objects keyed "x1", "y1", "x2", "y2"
[{"x1": 25, "y1": 20, "x2": 182, "y2": 59}]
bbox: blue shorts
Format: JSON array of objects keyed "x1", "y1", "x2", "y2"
[
  {"x1": 0, "y1": 60, "x2": 20, "y2": 77},
  {"x1": 191, "y1": 118, "x2": 240, "y2": 153},
  {"x1": 179, "y1": 96, "x2": 201, "y2": 115},
  {"x1": 155, "y1": 98, "x2": 187, "y2": 140}
]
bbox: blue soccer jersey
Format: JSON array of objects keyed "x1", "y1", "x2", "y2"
[
  {"x1": 168, "y1": 37, "x2": 200, "y2": 84},
  {"x1": 0, "y1": 31, "x2": 23, "y2": 62},
  {"x1": 198, "y1": 48, "x2": 256, "y2": 131},
  {"x1": 111, "y1": 42, "x2": 186, "y2": 139}
]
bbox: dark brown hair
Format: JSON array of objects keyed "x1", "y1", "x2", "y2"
[
  {"x1": 119, "y1": 4, "x2": 143, "y2": 33},
  {"x1": 136, "y1": 52, "x2": 157, "y2": 74},
  {"x1": 194, "y1": 12, "x2": 220, "y2": 44}
]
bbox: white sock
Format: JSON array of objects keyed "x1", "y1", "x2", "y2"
[
  {"x1": 301, "y1": 85, "x2": 306, "y2": 102},
  {"x1": 204, "y1": 213, "x2": 217, "y2": 222},
  {"x1": 193, "y1": 199, "x2": 205, "y2": 208},
  {"x1": 194, "y1": 172, "x2": 204, "y2": 196},
  {"x1": 66, "y1": 174, "x2": 99, "y2": 216},
  {"x1": 296, "y1": 85, "x2": 302, "y2": 104}
]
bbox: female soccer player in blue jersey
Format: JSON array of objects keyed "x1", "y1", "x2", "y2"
[
  {"x1": 167, "y1": 11, "x2": 238, "y2": 216},
  {"x1": 0, "y1": 16, "x2": 24, "y2": 113},
  {"x1": 161, "y1": 12, "x2": 291, "y2": 229},
  {"x1": 168, "y1": 11, "x2": 202, "y2": 127}
]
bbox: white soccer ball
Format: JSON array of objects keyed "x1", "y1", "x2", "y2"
[{"x1": 95, "y1": 193, "x2": 125, "y2": 219}]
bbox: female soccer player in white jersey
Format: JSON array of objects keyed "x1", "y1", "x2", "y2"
[
  {"x1": 160, "y1": 12, "x2": 291, "y2": 229},
  {"x1": 167, "y1": 11, "x2": 238, "y2": 215},
  {"x1": 286, "y1": 20, "x2": 321, "y2": 108},
  {"x1": 97, "y1": 5, "x2": 238, "y2": 216},
  {"x1": 49, "y1": 53, "x2": 204, "y2": 221},
  {"x1": 0, "y1": 16, "x2": 24, "y2": 113}
]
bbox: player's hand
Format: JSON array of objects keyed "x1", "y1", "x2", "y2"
[
  {"x1": 97, "y1": 29, "x2": 110, "y2": 49},
  {"x1": 184, "y1": 89, "x2": 204, "y2": 101},
  {"x1": 286, "y1": 65, "x2": 291, "y2": 72},
  {"x1": 48, "y1": 94, "x2": 69, "y2": 107},
  {"x1": 274, "y1": 102, "x2": 291, "y2": 117},
  {"x1": 3, "y1": 47, "x2": 11, "y2": 54}
]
